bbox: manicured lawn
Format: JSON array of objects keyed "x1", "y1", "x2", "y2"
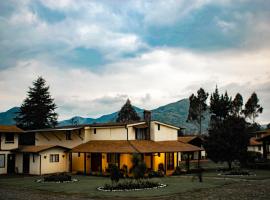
[{"x1": 0, "y1": 175, "x2": 235, "y2": 198}]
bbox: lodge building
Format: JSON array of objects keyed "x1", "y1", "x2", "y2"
[{"x1": 0, "y1": 111, "x2": 202, "y2": 175}]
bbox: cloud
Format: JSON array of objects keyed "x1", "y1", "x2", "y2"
[{"x1": 0, "y1": 47, "x2": 269, "y2": 122}]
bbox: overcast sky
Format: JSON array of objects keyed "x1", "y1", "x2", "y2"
[{"x1": 0, "y1": 0, "x2": 269, "y2": 123}]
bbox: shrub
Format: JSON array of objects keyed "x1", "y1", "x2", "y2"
[
  {"x1": 102, "y1": 179, "x2": 160, "y2": 191},
  {"x1": 158, "y1": 163, "x2": 164, "y2": 171},
  {"x1": 44, "y1": 173, "x2": 71, "y2": 182},
  {"x1": 172, "y1": 166, "x2": 185, "y2": 175},
  {"x1": 148, "y1": 170, "x2": 164, "y2": 178},
  {"x1": 131, "y1": 154, "x2": 147, "y2": 179},
  {"x1": 109, "y1": 164, "x2": 121, "y2": 183},
  {"x1": 120, "y1": 164, "x2": 129, "y2": 178}
]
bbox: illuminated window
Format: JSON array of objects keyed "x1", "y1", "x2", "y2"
[{"x1": 50, "y1": 154, "x2": 59, "y2": 162}]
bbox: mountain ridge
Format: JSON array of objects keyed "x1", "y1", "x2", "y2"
[{"x1": 0, "y1": 99, "x2": 209, "y2": 133}]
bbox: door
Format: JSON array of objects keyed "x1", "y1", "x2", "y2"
[
  {"x1": 23, "y1": 153, "x2": 30, "y2": 174},
  {"x1": 91, "y1": 153, "x2": 102, "y2": 172},
  {"x1": 7, "y1": 154, "x2": 16, "y2": 174}
]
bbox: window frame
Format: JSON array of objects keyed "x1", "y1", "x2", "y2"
[
  {"x1": 107, "y1": 153, "x2": 120, "y2": 166},
  {"x1": 0, "y1": 154, "x2": 5, "y2": 168},
  {"x1": 5, "y1": 133, "x2": 15, "y2": 144},
  {"x1": 49, "y1": 154, "x2": 59, "y2": 163},
  {"x1": 158, "y1": 124, "x2": 160, "y2": 131}
]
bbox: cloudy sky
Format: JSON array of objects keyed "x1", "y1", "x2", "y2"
[{"x1": 0, "y1": 0, "x2": 269, "y2": 123}]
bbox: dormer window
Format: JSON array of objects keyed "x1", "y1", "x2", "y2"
[
  {"x1": 135, "y1": 128, "x2": 149, "y2": 140},
  {"x1": 5, "y1": 133, "x2": 14, "y2": 144},
  {"x1": 158, "y1": 124, "x2": 160, "y2": 131}
]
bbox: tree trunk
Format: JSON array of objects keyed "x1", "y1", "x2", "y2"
[{"x1": 228, "y1": 161, "x2": 232, "y2": 170}]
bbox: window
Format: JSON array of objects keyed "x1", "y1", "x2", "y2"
[
  {"x1": 166, "y1": 153, "x2": 174, "y2": 170},
  {"x1": 0, "y1": 154, "x2": 5, "y2": 168},
  {"x1": 94, "y1": 129, "x2": 97, "y2": 134},
  {"x1": 50, "y1": 154, "x2": 59, "y2": 163},
  {"x1": 78, "y1": 152, "x2": 80, "y2": 157},
  {"x1": 66, "y1": 131, "x2": 72, "y2": 140},
  {"x1": 158, "y1": 124, "x2": 160, "y2": 131},
  {"x1": 135, "y1": 128, "x2": 148, "y2": 140},
  {"x1": 258, "y1": 146, "x2": 261, "y2": 151},
  {"x1": 32, "y1": 154, "x2": 35, "y2": 163},
  {"x1": 5, "y1": 133, "x2": 14, "y2": 143},
  {"x1": 107, "y1": 153, "x2": 119, "y2": 166}
]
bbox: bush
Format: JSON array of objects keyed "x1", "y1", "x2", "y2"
[
  {"x1": 120, "y1": 164, "x2": 128, "y2": 178},
  {"x1": 44, "y1": 173, "x2": 71, "y2": 182},
  {"x1": 246, "y1": 151, "x2": 263, "y2": 163},
  {"x1": 148, "y1": 170, "x2": 164, "y2": 178},
  {"x1": 172, "y1": 166, "x2": 186, "y2": 175},
  {"x1": 110, "y1": 164, "x2": 121, "y2": 183},
  {"x1": 102, "y1": 179, "x2": 160, "y2": 191},
  {"x1": 223, "y1": 169, "x2": 252, "y2": 176},
  {"x1": 158, "y1": 163, "x2": 164, "y2": 171},
  {"x1": 131, "y1": 154, "x2": 147, "y2": 179}
]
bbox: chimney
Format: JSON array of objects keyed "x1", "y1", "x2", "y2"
[{"x1": 143, "y1": 110, "x2": 151, "y2": 123}]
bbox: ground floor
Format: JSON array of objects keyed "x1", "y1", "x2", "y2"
[{"x1": 71, "y1": 151, "x2": 200, "y2": 175}]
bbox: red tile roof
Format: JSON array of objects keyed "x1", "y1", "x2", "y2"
[{"x1": 0, "y1": 125, "x2": 23, "y2": 133}]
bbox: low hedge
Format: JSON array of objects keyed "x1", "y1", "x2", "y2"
[
  {"x1": 102, "y1": 179, "x2": 161, "y2": 191},
  {"x1": 44, "y1": 173, "x2": 72, "y2": 182}
]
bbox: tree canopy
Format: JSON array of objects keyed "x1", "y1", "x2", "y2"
[
  {"x1": 116, "y1": 99, "x2": 140, "y2": 123},
  {"x1": 15, "y1": 77, "x2": 58, "y2": 130},
  {"x1": 243, "y1": 92, "x2": 263, "y2": 123},
  {"x1": 187, "y1": 88, "x2": 208, "y2": 134}
]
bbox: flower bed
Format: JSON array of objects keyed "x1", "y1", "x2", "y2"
[
  {"x1": 97, "y1": 179, "x2": 166, "y2": 192},
  {"x1": 36, "y1": 173, "x2": 78, "y2": 183}
]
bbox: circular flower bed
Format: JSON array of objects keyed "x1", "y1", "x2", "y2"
[{"x1": 97, "y1": 180, "x2": 167, "y2": 192}]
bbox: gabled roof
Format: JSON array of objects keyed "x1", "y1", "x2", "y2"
[
  {"x1": 0, "y1": 125, "x2": 24, "y2": 133},
  {"x1": 16, "y1": 145, "x2": 70, "y2": 153},
  {"x1": 72, "y1": 140, "x2": 201, "y2": 153},
  {"x1": 72, "y1": 140, "x2": 137, "y2": 153},
  {"x1": 249, "y1": 137, "x2": 262, "y2": 146},
  {"x1": 178, "y1": 136, "x2": 200, "y2": 143},
  {"x1": 151, "y1": 121, "x2": 180, "y2": 130},
  {"x1": 129, "y1": 140, "x2": 201, "y2": 153}
]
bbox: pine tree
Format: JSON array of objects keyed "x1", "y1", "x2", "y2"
[
  {"x1": 231, "y1": 93, "x2": 243, "y2": 117},
  {"x1": 15, "y1": 77, "x2": 58, "y2": 130},
  {"x1": 187, "y1": 88, "x2": 208, "y2": 135},
  {"x1": 116, "y1": 99, "x2": 140, "y2": 123},
  {"x1": 210, "y1": 86, "x2": 221, "y2": 119},
  {"x1": 243, "y1": 92, "x2": 263, "y2": 123}
]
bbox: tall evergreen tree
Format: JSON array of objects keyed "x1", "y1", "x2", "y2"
[
  {"x1": 15, "y1": 77, "x2": 58, "y2": 130},
  {"x1": 116, "y1": 99, "x2": 140, "y2": 123},
  {"x1": 187, "y1": 88, "x2": 208, "y2": 135},
  {"x1": 243, "y1": 92, "x2": 263, "y2": 123},
  {"x1": 231, "y1": 93, "x2": 243, "y2": 117},
  {"x1": 210, "y1": 86, "x2": 221, "y2": 119},
  {"x1": 204, "y1": 115, "x2": 248, "y2": 170}
]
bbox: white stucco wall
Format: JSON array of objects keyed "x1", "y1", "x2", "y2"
[
  {"x1": 150, "y1": 122, "x2": 178, "y2": 141},
  {"x1": 15, "y1": 153, "x2": 23, "y2": 173},
  {"x1": 0, "y1": 134, "x2": 19, "y2": 150},
  {"x1": 85, "y1": 127, "x2": 128, "y2": 141},
  {"x1": 248, "y1": 146, "x2": 263, "y2": 154},
  {"x1": 39, "y1": 148, "x2": 69, "y2": 175}
]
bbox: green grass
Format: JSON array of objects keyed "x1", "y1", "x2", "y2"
[{"x1": 0, "y1": 175, "x2": 234, "y2": 198}]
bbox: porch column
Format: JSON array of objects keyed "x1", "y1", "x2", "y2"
[
  {"x1": 69, "y1": 152, "x2": 72, "y2": 173},
  {"x1": 84, "y1": 153, "x2": 86, "y2": 174},
  {"x1": 164, "y1": 152, "x2": 167, "y2": 174},
  {"x1": 150, "y1": 154, "x2": 153, "y2": 170},
  {"x1": 176, "y1": 152, "x2": 179, "y2": 167}
]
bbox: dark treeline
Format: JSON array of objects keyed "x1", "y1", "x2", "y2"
[{"x1": 188, "y1": 86, "x2": 263, "y2": 169}]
